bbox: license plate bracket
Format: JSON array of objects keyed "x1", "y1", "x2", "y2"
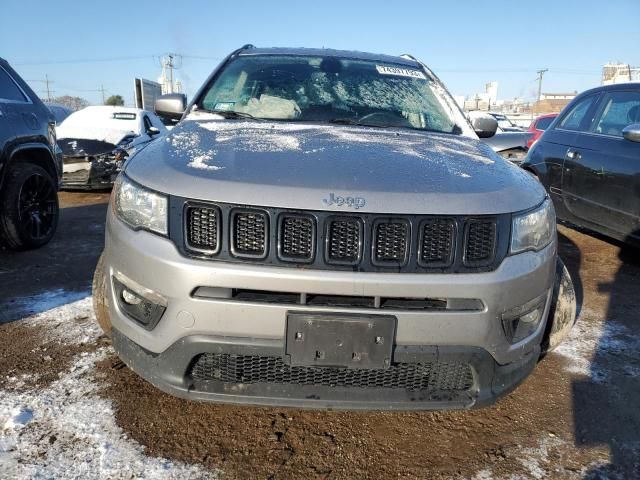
[{"x1": 285, "y1": 312, "x2": 396, "y2": 370}]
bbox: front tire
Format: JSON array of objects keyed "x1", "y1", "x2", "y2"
[
  {"x1": 0, "y1": 163, "x2": 59, "y2": 250},
  {"x1": 541, "y1": 258, "x2": 577, "y2": 355},
  {"x1": 92, "y1": 252, "x2": 112, "y2": 337}
]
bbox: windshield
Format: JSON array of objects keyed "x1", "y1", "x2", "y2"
[{"x1": 199, "y1": 55, "x2": 460, "y2": 134}]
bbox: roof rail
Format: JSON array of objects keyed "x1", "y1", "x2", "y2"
[{"x1": 400, "y1": 54, "x2": 418, "y2": 61}]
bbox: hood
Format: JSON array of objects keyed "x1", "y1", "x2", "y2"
[
  {"x1": 58, "y1": 138, "x2": 117, "y2": 157},
  {"x1": 125, "y1": 116, "x2": 545, "y2": 215}
]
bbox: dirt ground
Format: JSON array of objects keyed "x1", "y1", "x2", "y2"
[{"x1": 1, "y1": 191, "x2": 639, "y2": 479}]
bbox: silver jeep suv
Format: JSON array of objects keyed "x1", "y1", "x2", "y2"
[{"x1": 93, "y1": 46, "x2": 576, "y2": 410}]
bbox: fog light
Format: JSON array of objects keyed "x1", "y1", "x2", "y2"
[
  {"x1": 501, "y1": 292, "x2": 548, "y2": 343},
  {"x1": 121, "y1": 289, "x2": 143, "y2": 305},
  {"x1": 113, "y1": 277, "x2": 166, "y2": 329}
]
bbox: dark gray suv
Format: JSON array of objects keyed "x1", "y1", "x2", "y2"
[{"x1": 0, "y1": 58, "x2": 61, "y2": 249}]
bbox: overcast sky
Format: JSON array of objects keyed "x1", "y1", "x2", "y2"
[{"x1": 2, "y1": 0, "x2": 639, "y2": 106}]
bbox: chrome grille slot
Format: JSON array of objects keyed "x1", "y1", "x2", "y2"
[
  {"x1": 279, "y1": 214, "x2": 315, "y2": 262},
  {"x1": 185, "y1": 205, "x2": 220, "y2": 253},
  {"x1": 232, "y1": 210, "x2": 268, "y2": 258},
  {"x1": 326, "y1": 218, "x2": 362, "y2": 265},
  {"x1": 373, "y1": 220, "x2": 409, "y2": 265},
  {"x1": 464, "y1": 220, "x2": 497, "y2": 267},
  {"x1": 419, "y1": 219, "x2": 455, "y2": 267}
]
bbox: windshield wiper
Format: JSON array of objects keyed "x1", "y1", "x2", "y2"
[
  {"x1": 200, "y1": 109, "x2": 264, "y2": 121},
  {"x1": 328, "y1": 118, "x2": 392, "y2": 128}
]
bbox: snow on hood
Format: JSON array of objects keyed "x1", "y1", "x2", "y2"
[
  {"x1": 57, "y1": 106, "x2": 141, "y2": 145},
  {"x1": 125, "y1": 115, "x2": 546, "y2": 215}
]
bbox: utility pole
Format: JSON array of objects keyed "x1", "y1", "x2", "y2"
[
  {"x1": 159, "y1": 53, "x2": 182, "y2": 94},
  {"x1": 168, "y1": 54, "x2": 174, "y2": 94},
  {"x1": 100, "y1": 84, "x2": 106, "y2": 104},
  {"x1": 534, "y1": 68, "x2": 548, "y2": 119},
  {"x1": 44, "y1": 75, "x2": 52, "y2": 102}
]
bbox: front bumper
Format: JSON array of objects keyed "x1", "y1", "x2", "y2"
[
  {"x1": 62, "y1": 156, "x2": 121, "y2": 189},
  {"x1": 112, "y1": 328, "x2": 539, "y2": 410},
  {"x1": 105, "y1": 209, "x2": 556, "y2": 409}
]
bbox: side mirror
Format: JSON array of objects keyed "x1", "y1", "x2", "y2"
[
  {"x1": 147, "y1": 126, "x2": 161, "y2": 136},
  {"x1": 471, "y1": 113, "x2": 499, "y2": 138},
  {"x1": 622, "y1": 124, "x2": 640, "y2": 143},
  {"x1": 154, "y1": 93, "x2": 187, "y2": 120}
]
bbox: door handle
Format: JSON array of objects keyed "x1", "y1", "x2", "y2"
[{"x1": 566, "y1": 149, "x2": 581, "y2": 161}]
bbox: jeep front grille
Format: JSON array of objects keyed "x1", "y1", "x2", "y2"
[
  {"x1": 176, "y1": 198, "x2": 508, "y2": 273},
  {"x1": 190, "y1": 353, "x2": 474, "y2": 392}
]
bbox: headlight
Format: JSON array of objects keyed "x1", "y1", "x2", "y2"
[
  {"x1": 510, "y1": 198, "x2": 555, "y2": 254},
  {"x1": 113, "y1": 175, "x2": 168, "y2": 235}
]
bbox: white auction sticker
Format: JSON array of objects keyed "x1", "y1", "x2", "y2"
[{"x1": 376, "y1": 65, "x2": 427, "y2": 79}]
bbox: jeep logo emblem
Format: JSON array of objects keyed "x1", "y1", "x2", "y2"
[{"x1": 322, "y1": 192, "x2": 366, "y2": 209}]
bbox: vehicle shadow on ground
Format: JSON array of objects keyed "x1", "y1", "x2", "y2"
[
  {"x1": 569, "y1": 231, "x2": 640, "y2": 478},
  {"x1": 0, "y1": 200, "x2": 108, "y2": 323}
]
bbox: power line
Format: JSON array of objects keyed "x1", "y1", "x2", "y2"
[{"x1": 13, "y1": 54, "x2": 162, "y2": 66}]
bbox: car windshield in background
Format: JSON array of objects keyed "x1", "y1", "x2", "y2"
[{"x1": 200, "y1": 55, "x2": 459, "y2": 134}]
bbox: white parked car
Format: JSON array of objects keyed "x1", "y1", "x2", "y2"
[{"x1": 57, "y1": 106, "x2": 167, "y2": 189}]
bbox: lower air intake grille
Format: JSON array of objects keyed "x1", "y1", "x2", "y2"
[
  {"x1": 465, "y1": 220, "x2": 496, "y2": 266},
  {"x1": 190, "y1": 354, "x2": 474, "y2": 392},
  {"x1": 374, "y1": 221, "x2": 409, "y2": 264},
  {"x1": 280, "y1": 215, "x2": 314, "y2": 261},
  {"x1": 232, "y1": 210, "x2": 267, "y2": 257},
  {"x1": 327, "y1": 218, "x2": 361, "y2": 264},
  {"x1": 420, "y1": 219, "x2": 455, "y2": 266},
  {"x1": 186, "y1": 206, "x2": 219, "y2": 252}
]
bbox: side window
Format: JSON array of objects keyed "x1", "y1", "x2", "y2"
[
  {"x1": 0, "y1": 66, "x2": 28, "y2": 102},
  {"x1": 559, "y1": 95, "x2": 598, "y2": 131},
  {"x1": 592, "y1": 91, "x2": 640, "y2": 137},
  {"x1": 535, "y1": 116, "x2": 554, "y2": 131}
]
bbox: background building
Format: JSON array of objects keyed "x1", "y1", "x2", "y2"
[
  {"x1": 532, "y1": 92, "x2": 577, "y2": 114},
  {"x1": 602, "y1": 63, "x2": 640, "y2": 85}
]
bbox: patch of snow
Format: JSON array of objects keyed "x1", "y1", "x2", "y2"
[
  {"x1": 187, "y1": 152, "x2": 224, "y2": 171},
  {"x1": 471, "y1": 435, "x2": 611, "y2": 480},
  {"x1": 0, "y1": 298, "x2": 216, "y2": 479},
  {"x1": 170, "y1": 131, "x2": 223, "y2": 171},
  {"x1": 20, "y1": 296, "x2": 100, "y2": 345},
  {"x1": 2, "y1": 407, "x2": 33, "y2": 432},
  {"x1": 198, "y1": 121, "x2": 302, "y2": 152},
  {"x1": 471, "y1": 469, "x2": 494, "y2": 480},
  {"x1": 554, "y1": 307, "x2": 640, "y2": 382}
]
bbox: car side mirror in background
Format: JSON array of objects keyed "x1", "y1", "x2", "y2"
[
  {"x1": 154, "y1": 93, "x2": 187, "y2": 120},
  {"x1": 471, "y1": 114, "x2": 499, "y2": 138},
  {"x1": 622, "y1": 124, "x2": 640, "y2": 143},
  {"x1": 147, "y1": 127, "x2": 161, "y2": 136}
]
